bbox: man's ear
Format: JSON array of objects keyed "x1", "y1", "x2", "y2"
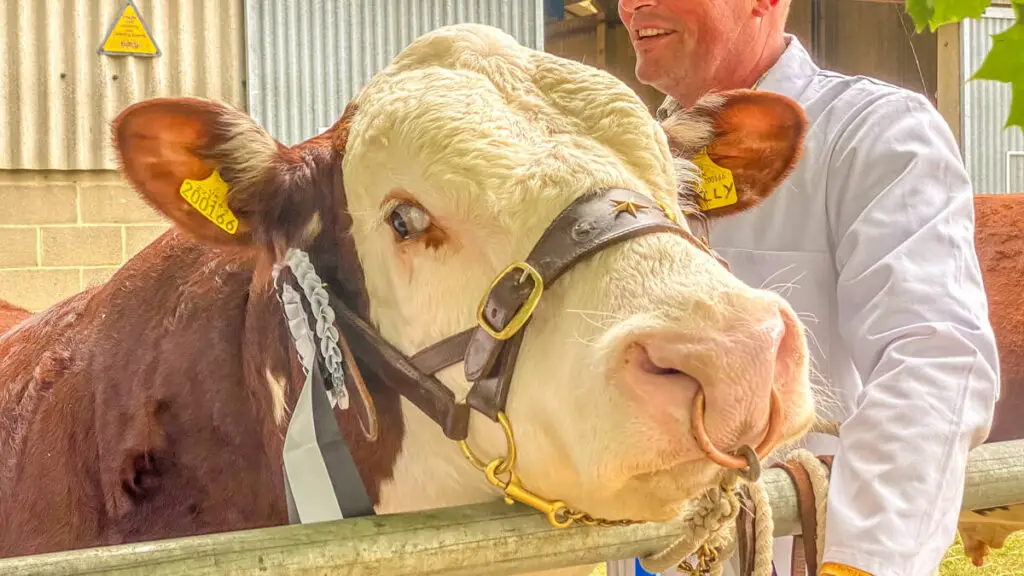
[
  {"x1": 111, "y1": 97, "x2": 350, "y2": 253},
  {"x1": 661, "y1": 89, "x2": 807, "y2": 220}
]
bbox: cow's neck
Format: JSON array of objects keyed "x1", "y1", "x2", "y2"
[
  {"x1": 383, "y1": 401, "x2": 600, "y2": 576},
  {"x1": 377, "y1": 397, "x2": 498, "y2": 514}
]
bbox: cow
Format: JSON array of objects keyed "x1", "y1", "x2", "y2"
[
  {"x1": 0, "y1": 24, "x2": 817, "y2": 574},
  {"x1": 955, "y1": 193, "x2": 1024, "y2": 567},
  {"x1": 0, "y1": 300, "x2": 30, "y2": 335}
]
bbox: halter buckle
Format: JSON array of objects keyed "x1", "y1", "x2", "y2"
[{"x1": 476, "y1": 261, "x2": 544, "y2": 340}]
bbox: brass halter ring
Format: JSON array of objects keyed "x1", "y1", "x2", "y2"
[
  {"x1": 690, "y1": 387, "x2": 783, "y2": 482},
  {"x1": 458, "y1": 411, "x2": 576, "y2": 528},
  {"x1": 458, "y1": 411, "x2": 517, "y2": 477}
]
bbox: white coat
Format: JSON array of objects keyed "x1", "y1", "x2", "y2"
[{"x1": 609, "y1": 34, "x2": 1000, "y2": 576}]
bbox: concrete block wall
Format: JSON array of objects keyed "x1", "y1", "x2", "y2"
[{"x1": 0, "y1": 170, "x2": 170, "y2": 312}]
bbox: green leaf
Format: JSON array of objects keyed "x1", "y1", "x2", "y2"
[
  {"x1": 905, "y1": 0, "x2": 935, "y2": 32},
  {"x1": 932, "y1": 0, "x2": 991, "y2": 30},
  {"x1": 905, "y1": 0, "x2": 991, "y2": 32},
  {"x1": 1008, "y1": 83, "x2": 1024, "y2": 132},
  {"x1": 969, "y1": 14, "x2": 1024, "y2": 130}
]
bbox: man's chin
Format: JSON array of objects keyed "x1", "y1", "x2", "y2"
[
  {"x1": 634, "y1": 59, "x2": 678, "y2": 95},
  {"x1": 634, "y1": 59, "x2": 662, "y2": 88}
]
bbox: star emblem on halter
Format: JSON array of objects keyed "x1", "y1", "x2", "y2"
[{"x1": 609, "y1": 198, "x2": 648, "y2": 218}]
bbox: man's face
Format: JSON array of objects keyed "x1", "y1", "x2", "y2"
[{"x1": 618, "y1": 0, "x2": 749, "y2": 95}]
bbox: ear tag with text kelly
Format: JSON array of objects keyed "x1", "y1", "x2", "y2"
[
  {"x1": 693, "y1": 147, "x2": 738, "y2": 211},
  {"x1": 179, "y1": 170, "x2": 240, "y2": 234}
]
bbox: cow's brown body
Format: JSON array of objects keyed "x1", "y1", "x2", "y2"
[
  {"x1": 975, "y1": 194, "x2": 1024, "y2": 445},
  {"x1": 957, "y1": 193, "x2": 1024, "y2": 566},
  {"x1": 0, "y1": 300, "x2": 30, "y2": 334},
  {"x1": 0, "y1": 231, "x2": 402, "y2": 559}
]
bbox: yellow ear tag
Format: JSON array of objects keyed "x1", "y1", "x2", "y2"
[
  {"x1": 692, "y1": 147, "x2": 738, "y2": 210},
  {"x1": 178, "y1": 170, "x2": 240, "y2": 235}
]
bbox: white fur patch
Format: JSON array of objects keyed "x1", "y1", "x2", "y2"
[
  {"x1": 264, "y1": 368, "x2": 288, "y2": 428},
  {"x1": 214, "y1": 106, "x2": 279, "y2": 195}
]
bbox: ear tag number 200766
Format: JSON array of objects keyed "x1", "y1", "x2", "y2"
[{"x1": 179, "y1": 170, "x2": 240, "y2": 235}]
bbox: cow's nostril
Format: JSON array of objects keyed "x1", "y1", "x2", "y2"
[{"x1": 627, "y1": 341, "x2": 685, "y2": 377}]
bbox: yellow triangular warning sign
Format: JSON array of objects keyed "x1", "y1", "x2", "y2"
[{"x1": 98, "y1": 0, "x2": 160, "y2": 57}]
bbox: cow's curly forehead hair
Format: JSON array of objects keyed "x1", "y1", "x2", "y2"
[{"x1": 342, "y1": 24, "x2": 710, "y2": 223}]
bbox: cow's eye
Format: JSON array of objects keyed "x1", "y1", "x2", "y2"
[{"x1": 388, "y1": 203, "x2": 432, "y2": 240}]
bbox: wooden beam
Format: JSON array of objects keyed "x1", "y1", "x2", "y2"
[
  {"x1": 936, "y1": 22, "x2": 962, "y2": 147},
  {"x1": 1, "y1": 440, "x2": 1022, "y2": 575},
  {"x1": 594, "y1": 0, "x2": 621, "y2": 19}
]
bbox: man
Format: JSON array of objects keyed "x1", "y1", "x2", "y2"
[{"x1": 613, "y1": 0, "x2": 1001, "y2": 575}]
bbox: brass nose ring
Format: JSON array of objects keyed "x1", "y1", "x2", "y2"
[{"x1": 690, "y1": 387, "x2": 783, "y2": 473}]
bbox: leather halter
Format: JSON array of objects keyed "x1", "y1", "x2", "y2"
[{"x1": 325, "y1": 187, "x2": 727, "y2": 442}]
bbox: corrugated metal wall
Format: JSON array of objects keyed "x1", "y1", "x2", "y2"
[
  {"x1": 0, "y1": 0, "x2": 246, "y2": 171},
  {"x1": 244, "y1": 0, "x2": 545, "y2": 146},
  {"x1": 962, "y1": 6, "x2": 1024, "y2": 194}
]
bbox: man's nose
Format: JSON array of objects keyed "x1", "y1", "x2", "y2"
[{"x1": 618, "y1": 0, "x2": 656, "y2": 15}]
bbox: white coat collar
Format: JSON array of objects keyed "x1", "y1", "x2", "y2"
[
  {"x1": 656, "y1": 34, "x2": 819, "y2": 121},
  {"x1": 754, "y1": 34, "x2": 820, "y2": 99}
]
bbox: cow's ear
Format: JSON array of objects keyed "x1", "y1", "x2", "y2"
[
  {"x1": 111, "y1": 97, "x2": 349, "y2": 253},
  {"x1": 661, "y1": 90, "x2": 806, "y2": 220}
]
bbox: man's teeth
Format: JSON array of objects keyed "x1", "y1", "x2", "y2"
[{"x1": 637, "y1": 28, "x2": 671, "y2": 38}]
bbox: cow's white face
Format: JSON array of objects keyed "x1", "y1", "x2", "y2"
[{"x1": 341, "y1": 24, "x2": 816, "y2": 521}]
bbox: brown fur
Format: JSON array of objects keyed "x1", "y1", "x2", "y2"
[
  {"x1": 957, "y1": 193, "x2": 1024, "y2": 566},
  {"x1": 661, "y1": 90, "x2": 807, "y2": 220},
  {"x1": 974, "y1": 194, "x2": 1024, "y2": 445},
  {"x1": 0, "y1": 102, "x2": 403, "y2": 559},
  {"x1": 0, "y1": 300, "x2": 30, "y2": 334}
]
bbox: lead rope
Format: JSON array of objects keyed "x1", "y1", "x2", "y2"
[
  {"x1": 641, "y1": 418, "x2": 841, "y2": 576},
  {"x1": 789, "y1": 449, "x2": 831, "y2": 570},
  {"x1": 638, "y1": 474, "x2": 744, "y2": 575},
  {"x1": 638, "y1": 473, "x2": 775, "y2": 576}
]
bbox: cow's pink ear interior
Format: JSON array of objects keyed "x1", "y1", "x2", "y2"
[
  {"x1": 111, "y1": 98, "x2": 253, "y2": 246},
  {"x1": 694, "y1": 90, "x2": 808, "y2": 220}
]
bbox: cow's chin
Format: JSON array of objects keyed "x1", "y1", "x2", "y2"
[{"x1": 588, "y1": 458, "x2": 727, "y2": 524}]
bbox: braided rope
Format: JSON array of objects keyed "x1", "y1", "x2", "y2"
[
  {"x1": 805, "y1": 418, "x2": 842, "y2": 569},
  {"x1": 790, "y1": 449, "x2": 832, "y2": 569},
  {"x1": 638, "y1": 476, "x2": 743, "y2": 574},
  {"x1": 271, "y1": 248, "x2": 349, "y2": 409},
  {"x1": 641, "y1": 435, "x2": 842, "y2": 576},
  {"x1": 748, "y1": 477, "x2": 776, "y2": 576}
]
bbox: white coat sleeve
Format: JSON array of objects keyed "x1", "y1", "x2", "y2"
[{"x1": 819, "y1": 91, "x2": 1000, "y2": 576}]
